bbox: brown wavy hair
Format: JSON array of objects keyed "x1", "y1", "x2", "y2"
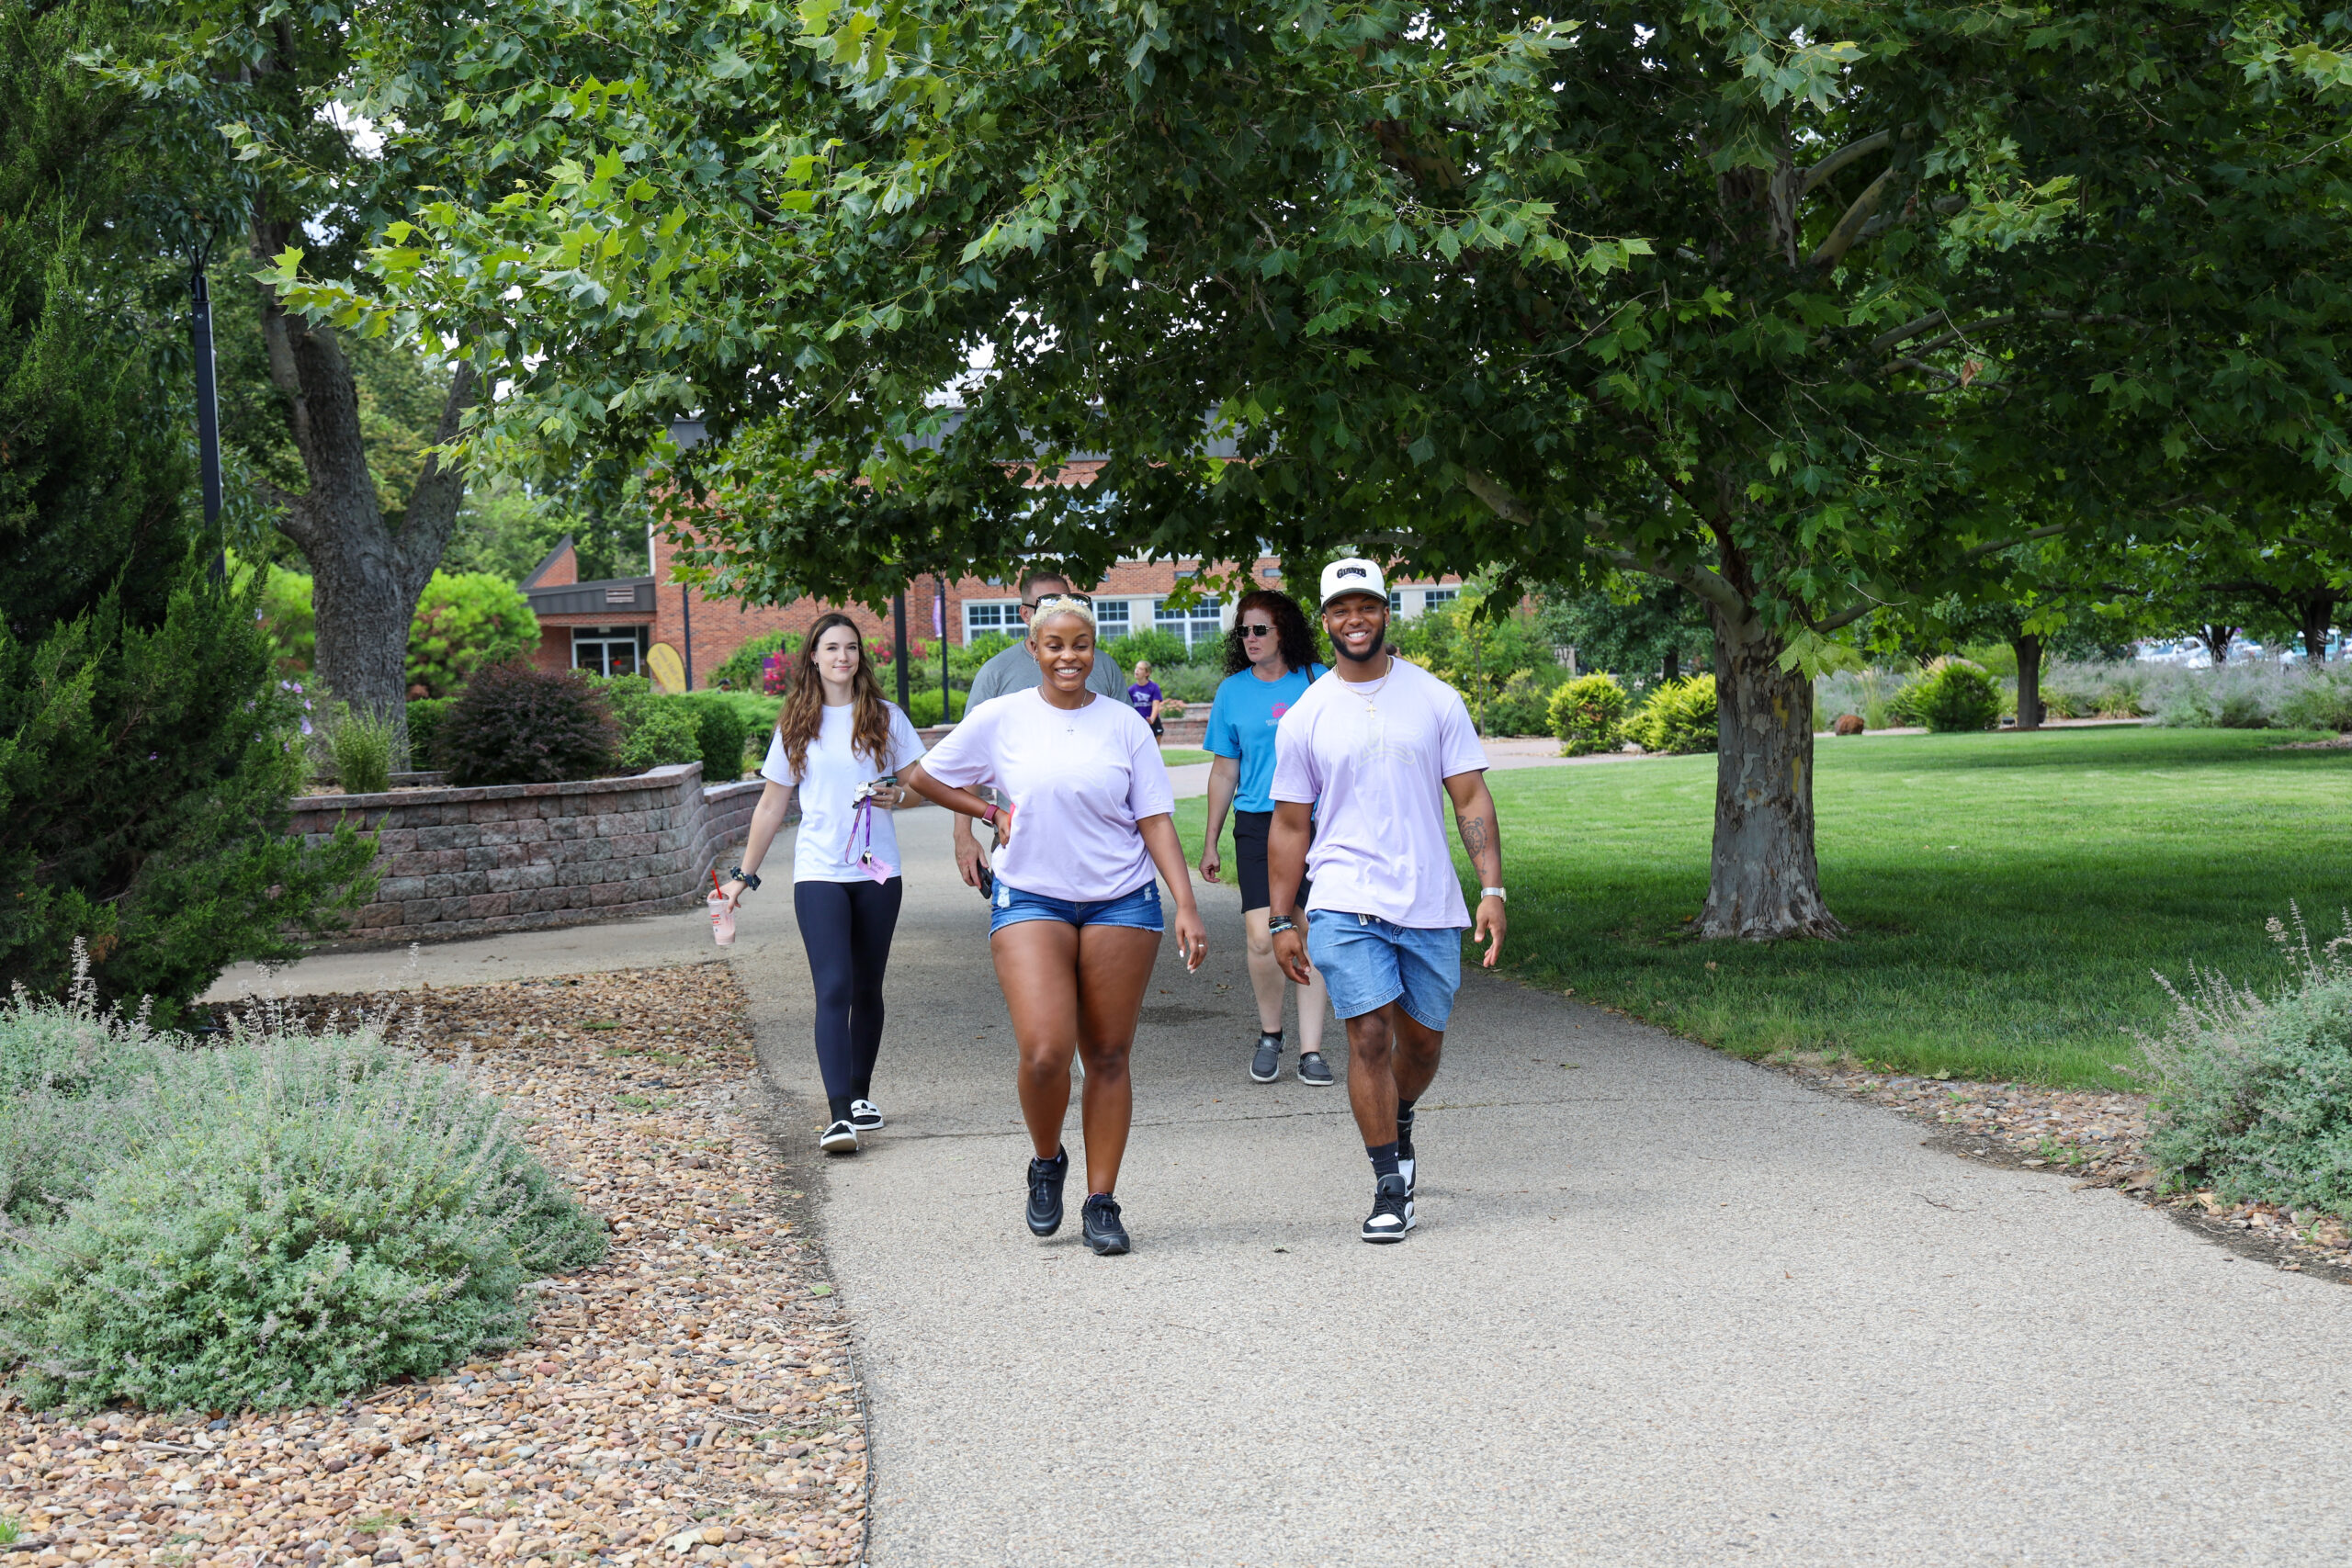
[
  {"x1": 1221, "y1": 589, "x2": 1321, "y2": 676},
  {"x1": 774, "y1": 614, "x2": 896, "y2": 778}
]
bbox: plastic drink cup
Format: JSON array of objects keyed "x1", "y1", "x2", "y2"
[{"x1": 708, "y1": 891, "x2": 737, "y2": 947}]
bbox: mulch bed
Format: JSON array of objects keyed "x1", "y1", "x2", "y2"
[
  {"x1": 1781, "y1": 1059, "x2": 2352, "y2": 1280},
  {"x1": 0, "y1": 965, "x2": 869, "y2": 1568}
]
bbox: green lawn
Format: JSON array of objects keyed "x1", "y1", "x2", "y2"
[
  {"x1": 1176, "y1": 727, "x2": 2351, "y2": 1088},
  {"x1": 1159, "y1": 748, "x2": 1214, "y2": 766}
]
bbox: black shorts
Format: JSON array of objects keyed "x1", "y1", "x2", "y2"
[{"x1": 1231, "y1": 809, "x2": 1313, "y2": 914}]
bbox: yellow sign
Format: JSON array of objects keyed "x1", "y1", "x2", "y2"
[{"x1": 646, "y1": 642, "x2": 687, "y2": 694}]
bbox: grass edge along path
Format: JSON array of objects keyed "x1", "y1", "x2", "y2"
[{"x1": 1178, "y1": 726, "x2": 2350, "y2": 1089}]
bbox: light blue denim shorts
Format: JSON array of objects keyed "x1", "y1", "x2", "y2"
[
  {"x1": 989, "y1": 878, "x2": 1164, "y2": 935},
  {"x1": 1306, "y1": 910, "x2": 1463, "y2": 1030}
]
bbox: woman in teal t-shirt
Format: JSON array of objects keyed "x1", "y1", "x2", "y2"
[{"x1": 1198, "y1": 590, "x2": 1334, "y2": 1086}]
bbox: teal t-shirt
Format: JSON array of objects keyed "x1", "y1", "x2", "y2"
[{"x1": 1205, "y1": 663, "x2": 1328, "y2": 812}]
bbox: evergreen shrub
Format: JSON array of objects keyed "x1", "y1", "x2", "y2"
[
  {"x1": 437, "y1": 664, "x2": 617, "y2": 786},
  {"x1": 1902, "y1": 660, "x2": 2003, "y2": 732},
  {"x1": 1106, "y1": 628, "x2": 1190, "y2": 673},
  {"x1": 1549, "y1": 673, "x2": 1629, "y2": 755},
  {"x1": 681, "y1": 696, "x2": 752, "y2": 782},
  {"x1": 2278, "y1": 670, "x2": 2352, "y2": 733},
  {"x1": 600, "y1": 676, "x2": 706, "y2": 773},
  {"x1": 2140, "y1": 908, "x2": 2352, "y2": 1221},
  {"x1": 0, "y1": 976, "x2": 606, "y2": 1411},
  {"x1": 1626, "y1": 675, "x2": 1718, "y2": 753}
]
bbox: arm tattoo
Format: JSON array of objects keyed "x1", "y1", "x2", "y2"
[{"x1": 1458, "y1": 812, "x2": 1491, "y2": 866}]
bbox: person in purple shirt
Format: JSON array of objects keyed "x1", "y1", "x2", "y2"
[
  {"x1": 904, "y1": 597, "x2": 1207, "y2": 1257},
  {"x1": 1268, "y1": 560, "x2": 1508, "y2": 1245},
  {"x1": 1125, "y1": 661, "x2": 1165, "y2": 737}
]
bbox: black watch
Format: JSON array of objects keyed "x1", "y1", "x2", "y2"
[{"x1": 729, "y1": 866, "x2": 761, "y2": 891}]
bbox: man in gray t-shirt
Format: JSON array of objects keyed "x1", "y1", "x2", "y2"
[{"x1": 951, "y1": 570, "x2": 1128, "y2": 886}]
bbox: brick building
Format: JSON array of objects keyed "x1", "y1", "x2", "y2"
[{"x1": 519, "y1": 448, "x2": 1464, "y2": 690}]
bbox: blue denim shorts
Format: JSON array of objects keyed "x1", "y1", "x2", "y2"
[
  {"x1": 989, "y1": 878, "x2": 1165, "y2": 935},
  {"x1": 1306, "y1": 910, "x2": 1463, "y2": 1030}
]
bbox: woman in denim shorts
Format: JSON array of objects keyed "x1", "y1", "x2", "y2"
[{"x1": 904, "y1": 596, "x2": 1207, "y2": 1256}]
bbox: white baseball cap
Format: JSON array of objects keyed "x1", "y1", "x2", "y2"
[{"x1": 1317, "y1": 558, "x2": 1388, "y2": 609}]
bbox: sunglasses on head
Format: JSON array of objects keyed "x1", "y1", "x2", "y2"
[
  {"x1": 1021, "y1": 592, "x2": 1091, "y2": 610},
  {"x1": 1240, "y1": 622, "x2": 1277, "y2": 637}
]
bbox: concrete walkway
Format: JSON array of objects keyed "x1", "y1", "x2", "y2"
[{"x1": 217, "y1": 806, "x2": 2352, "y2": 1565}]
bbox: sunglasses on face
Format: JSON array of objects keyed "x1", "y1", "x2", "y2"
[{"x1": 1240, "y1": 623, "x2": 1276, "y2": 637}]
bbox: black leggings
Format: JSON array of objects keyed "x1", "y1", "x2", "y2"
[{"x1": 793, "y1": 877, "x2": 905, "y2": 1122}]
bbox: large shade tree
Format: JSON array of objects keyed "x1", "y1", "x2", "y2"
[
  {"x1": 93, "y1": 6, "x2": 482, "y2": 732},
  {"x1": 281, "y1": 0, "x2": 2352, "y2": 937}
]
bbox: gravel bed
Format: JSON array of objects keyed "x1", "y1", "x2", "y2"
[
  {"x1": 1781, "y1": 1058, "x2": 2352, "y2": 1280},
  {"x1": 0, "y1": 964, "x2": 869, "y2": 1568}
]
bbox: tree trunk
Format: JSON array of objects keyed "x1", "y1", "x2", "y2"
[
  {"x1": 2296, "y1": 592, "x2": 2336, "y2": 661},
  {"x1": 2197, "y1": 624, "x2": 2235, "y2": 666},
  {"x1": 2011, "y1": 632, "x2": 2043, "y2": 729},
  {"x1": 251, "y1": 219, "x2": 476, "y2": 750},
  {"x1": 1699, "y1": 607, "x2": 1844, "y2": 941},
  {"x1": 1663, "y1": 646, "x2": 1680, "y2": 682}
]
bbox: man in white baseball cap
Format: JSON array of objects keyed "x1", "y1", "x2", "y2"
[{"x1": 1265, "y1": 557, "x2": 1509, "y2": 1242}]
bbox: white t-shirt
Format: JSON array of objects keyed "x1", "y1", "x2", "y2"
[
  {"x1": 1269, "y1": 658, "x2": 1489, "y2": 929},
  {"x1": 918, "y1": 688, "x2": 1174, "y2": 903},
  {"x1": 760, "y1": 703, "x2": 928, "y2": 884}
]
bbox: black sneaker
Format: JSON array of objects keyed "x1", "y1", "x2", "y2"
[
  {"x1": 848, "y1": 1098, "x2": 886, "y2": 1132},
  {"x1": 1361, "y1": 1173, "x2": 1414, "y2": 1243},
  {"x1": 1081, "y1": 1193, "x2": 1130, "y2": 1256},
  {"x1": 819, "y1": 1120, "x2": 859, "y2": 1156},
  {"x1": 1250, "y1": 1032, "x2": 1283, "y2": 1083},
  {"x1": 1296, "y1": 1051, "x2": 1335, "y2": 1087},
  {"x1": 1026, "y1": 1147, "x2": 1069, "y2": 1236}
]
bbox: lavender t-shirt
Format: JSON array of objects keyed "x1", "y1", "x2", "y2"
[
  {"x1": 1270, "y1": 659, "x2": 1489, "y2": 929},
  {"x1": 921, "y1": 688, "x2": 1176, "y2": 903}
]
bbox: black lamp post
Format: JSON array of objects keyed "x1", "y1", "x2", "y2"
[
  {"x1": 891, "y1": 588, "x2": 910, "y2": 709},
  {"x1": 189, "y1": 243, "x2": 223, "y2": 579}
]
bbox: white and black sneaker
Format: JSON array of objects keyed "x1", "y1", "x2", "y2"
[
  {"x1": 1249, "y1": 1032, "x2": 1283, "y2": 1083},
  {"x1": 819, "y1": 1119, "x2": 860, "y2": 1156},
  {"x1": 1361, "y1": 1173, "x2": 1414, "y2": 1243},
  {"x1": 848, "y1": 1099, "x2": 886, "y2": 1132}
]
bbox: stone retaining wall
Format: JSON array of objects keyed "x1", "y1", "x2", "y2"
[{"x1": 291, "y1": 765, "x2": 767, "y2": 943}]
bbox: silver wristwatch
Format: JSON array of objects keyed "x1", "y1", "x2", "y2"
[{"x1": 1479, "y1": 886, "x2": 1507, "y2": 902}]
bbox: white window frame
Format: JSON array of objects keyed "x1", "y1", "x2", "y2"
[
  {"x1": 1155, "y1": 595, "x2": 1225, "y2": 649},
  {"x1": 963, "y1": 600, "x2": 1020, "y2": 640},
  {"x1": 571, "y1": 626, "x2": 644, "y2": 676},
  {"x1": 1092, "y1": 598, "x2": 1134, "y2": 636}
]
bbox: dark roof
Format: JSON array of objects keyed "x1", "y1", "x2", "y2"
[{"x1": 526, "y1": 574, "x2": 657, "y2": 618}]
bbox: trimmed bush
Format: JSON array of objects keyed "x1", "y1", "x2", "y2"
[
  {"x1": 1549, "y1": 673, "x2": 1629, "y2": 756},
  {"x1": 1902, "y1": 660, "x2": 2002, "y2": 733},
  {"x1": 905, "y1": 687, "x2": 970, "y2": 728},
  {"x1": 438, "y1": 663, "x2": 618, "y2": 787},
  {"x1": 2139, "y1": 908, "x2": 2352, "y2": 1221},
  {"x1": 683, "y1": 696, "x2": 752, "y2": 782},
  {"x1": 600, "y1": 676, "x2": 706, "y2": 773},
  {"x1": 1626, "y1": 675, "x2": 1717, "y2": 754},
  {"x1": 404, "y1": 697, "x2": 454, "y2": 769},
  {"x1": 405, "y1": 572, "x2": 539, "y2": 700}
]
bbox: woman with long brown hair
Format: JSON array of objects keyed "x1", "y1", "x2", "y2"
[{"x1": 721, "y1": 614, "x2": 926, "y2": 1156}]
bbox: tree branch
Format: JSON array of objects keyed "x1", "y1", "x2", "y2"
[
  {"x1": 395, "y1": 361, "x2": 481, "y2": 594},
  {"x1": 254, "y1": 480, "x2": 320, "y2": 554},
  {"x1": 1460, "y1": 468, "x2": 1537, "y2": 526},
  {"x1": 1959, "y1": 522, "x2": 2077, "y2": 564},
  {"x1": 1868, "y1": 310, "x2": 1947, "y2": 357},
  {"x1": 1800, "y1": 130, "x2": 1891, "y2": 197},
  {"x1": 1809, "y1": 167, "x2": 1895, "y2": 269}
]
